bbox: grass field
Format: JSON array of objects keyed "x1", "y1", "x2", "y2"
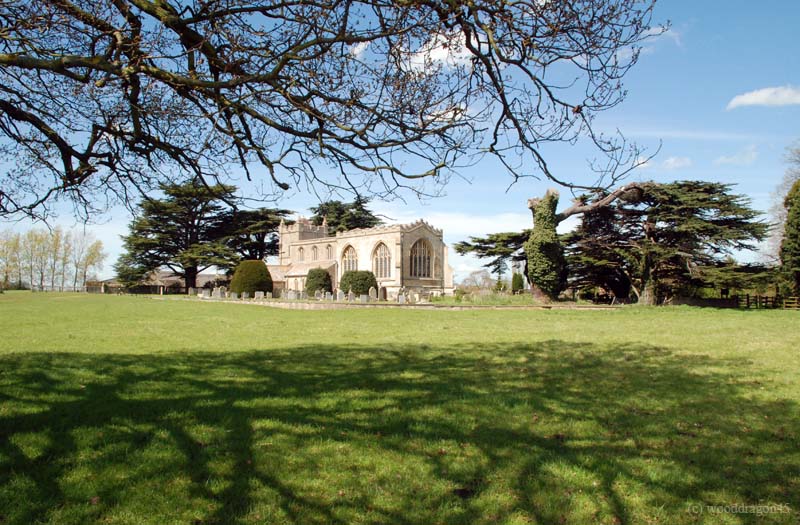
[{"x1": 1, "y1": 292, "x2": 798, "y2": 525}]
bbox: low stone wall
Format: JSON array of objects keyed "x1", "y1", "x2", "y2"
[{"x1": 189, "y1": 296, "x2": 619, "y2": 311}]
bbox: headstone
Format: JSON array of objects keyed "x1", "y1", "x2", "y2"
[
  {"x1": 212, "y1": 287, "x2": 222, "y2": 299},
  {"x1": 300, "y1": 291, "x2": 307, "y2": 300},
  {"x1": 230, "y1": 292, "x2": 239, "y2": 300},
  {"x1": 325, "y1": 292, "x2": 333, "y2": 301},
  {"x1": 347, "y1": 291, "x2": 355, "y2": 302},
  {"x1": 219, "y1": 286, "x2": 227, "y2": 295},
  {"x1": 202, "y1": 289, "x2": 211, "y2": 298},
  {"x1": 360, "y1": 294, "x2": 368, "y2": 304},
  {"x1": 368, "y1": 286, "x2": 377, "y2": 300},
  {"x1": 266, "y1": 291, "x2": 273, "y2": 299},
  {"x1": 337, "y1": 290, "x2": 345, "y2": 301},
  {"x1": 315, "y1": 290, "x2": 322, "y2": 300},
  {"x1": 397, "y1": 294, "x2": 406, "y2": 304},
  {"x1": 254, "y1": 291, "x2": 265, "y2": 300},
  {"x1": 241, "y1": 291, "x2": 249, "y2": 300},
  {"x1": 188, "y1": 287, "x2": 196, "y2": 296}
]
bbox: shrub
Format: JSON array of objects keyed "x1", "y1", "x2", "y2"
[
  {"x1": 511, "y1": 272, "x2": 525, "y2": 293},
  {"x1": 306, "y1": 268, "x2": 333, "y2": 294},
  {"x1": 230, "y1": 260, "x2": 272, "y2": 294},
  {"x1": 339, "y1": 270, "x2": 378, "y2": 295}
]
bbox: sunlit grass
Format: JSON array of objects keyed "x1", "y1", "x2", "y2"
[{"x1": 0, "y1": 292, "x2": 798, "y2": 524}]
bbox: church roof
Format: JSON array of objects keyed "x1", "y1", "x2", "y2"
[
  {"x1": 284, "y1": 260, "x2": 336, "y2": 277},
  {"x1": 335, "y1": 219, "x2": 443, "y2": 238}
]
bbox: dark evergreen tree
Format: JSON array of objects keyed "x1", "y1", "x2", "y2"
[
  {"x1": 115, "y1": 180, "x2": 236, "y2": 289},
  {"x1": 780, "y1": 180, "x2": 800, "y2": 295},
  {"x1": 216, "y1": 208, "x2": 293, "y2": 261},
  {"x1": 525, "y1": 190, "x2": 567, "y2": 300},
  {"x1": 454, "y1": 231, "x2": 530, "y2": 278},
  {"x1": 309, "y1": 197, "x2": 383, "y2": 232},
  {"x1": 568, "y1": 181, "x2": 768, "y2": 304}
]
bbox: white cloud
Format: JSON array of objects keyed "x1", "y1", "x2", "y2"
[
  {"x1": 727, "y1": 85, "x2": 800, "y2": 110},
  {"x1": 349, "y1": 41, "x2": 369, "y2": 58},
  {"x1": 714, "y1": 145, "x2": 758, "y2": 166},
  {"x1": 642, "y1": 27, "x2": 682, "y2": 46},
  {"x1": 407, "y1": 32, "x2": 472, "y2": 71},
  {"x1": 661, "y1": 156, "x2": 692, "y2": 170}
]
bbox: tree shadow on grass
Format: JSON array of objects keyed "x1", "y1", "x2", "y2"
[{"x1": 0, "y1": 342, "x2": 798, "y2": 524}]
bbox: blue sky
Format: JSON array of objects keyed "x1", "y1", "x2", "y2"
[{"x1": 4, "y1": 0, "x2": 800, "y2": 280}]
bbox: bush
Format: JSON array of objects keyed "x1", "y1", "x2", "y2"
[
  {"x1": 306, "y1": 268, "x2": 333, "y2": 294},
  {"x1": 511, "y1": 272, "x2": 524, "y2": 293},
  {"x1": 230, "y1": 260, "x2": 272, "y2": 294},
  {"x1": 339, "y1": 270, "x2": 378, "y2": 295}
]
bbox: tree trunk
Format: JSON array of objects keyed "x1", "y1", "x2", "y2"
[
  {"x1": 184, "y1": 266, "x2": 198, "y2": 289},
  {"x1": 638, "y1": 279, "x2": 656, "y2": 306},
  {"x1": 530, "y1": 284, "x2": 551, "y2": 302}
]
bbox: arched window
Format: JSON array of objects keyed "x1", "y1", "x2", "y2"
[
  {"x1": 342, "y1": 246, "x2": 358, "y2": 273},
  {"x1": 326, "y1": 245, "x2": 333, "y2": 259},
  {"x1": 297, "y1": 247, "x2": 304, "y2": 262},
  {"x1": 312, "y1": 246, "x2": 318, "y2": 261},
  {"x1": 409, "y1": 239, "x2": 432, "y2": 278},
  {"x1": 373, "y1": 243, "x2": 391, "y2": 279}
]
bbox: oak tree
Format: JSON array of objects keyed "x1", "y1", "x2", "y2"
[{"x1": 0, "y1": 0, "x2": 659, "y2": 220}]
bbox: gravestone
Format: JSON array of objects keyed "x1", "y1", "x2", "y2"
[
  {"x1": 325, "y1": 292, "x2": 333, "y2": 301},
  {"x1": 337, "y1": 290, "x2": 345, "y2": 301},
  {"x1": 187, "y1": 287, "x2": 196, "y2": 296},
  {"x1": 212, "y1": 287, "x2": 222, "y2": 299},
  {"x1": 397, "y1": 294, "x2": 406, "y2": 304},
  {"x1": 360, "y1": 294, "x2": 369, "y2": 304},
  {"x1": 241, "y1": 291, "x2": 249, "y2": 300},
  {"x1": 300, "y1": 291, "x2": 307, "y2": 300},
  {"x1": 315, "y1": 290, "x2": 322, "y2": 300},
  {"x1": 202, "y1": 289, "x2": 211, "y2": 298},
  {"x1": 347, "y1": 291, "x2": 355, "y2": 302},
  {"x1": 266, "y1": 292, "x2": 273, "y2": 299},
  {"x1": 368, "y1": 287, "x2": 377, "y2": 300},
  {"x1": 230, "y1": 292, "x2": 239, "y2": 300},
  {"x1": 254, "y1": 291, "x2": 264, "y2": 300}
]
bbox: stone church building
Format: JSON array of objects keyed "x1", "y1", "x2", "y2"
[{"x1": 268, "y1": 217, "x2": 455, "y2": 300}]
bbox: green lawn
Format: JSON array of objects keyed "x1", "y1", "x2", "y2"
[{"x1": 0, "y1": 292, "x2": 798, "y2": 525}]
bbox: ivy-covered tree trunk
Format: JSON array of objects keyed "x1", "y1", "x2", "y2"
[
  {"x1": 525, "y1": 190, "x2": 566, "y2": 301},
  {"x1": 780, "y1": 180, "x2": 800, "y2": 295}
]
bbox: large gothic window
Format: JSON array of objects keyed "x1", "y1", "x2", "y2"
[
  {"x1": 409, "y1": 239, "x2": 432, "y2": 278},
  {"x1": 297, "y1": 247, "x2": 304, "y2": 262},
  {"x1": 372, "y1": 243, "x2": 391, "y2": 279},
  {"x1": 342, "y1": 246, "x2": 358, "y2": 272}
]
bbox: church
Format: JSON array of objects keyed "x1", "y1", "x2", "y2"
[{"x1": 267, "y1": 217, "x2": 455, "y2": 300}]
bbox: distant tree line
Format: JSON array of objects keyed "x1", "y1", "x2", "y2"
[{"x1": 0, "y1": 228, "x2": 106, "y2": 291}]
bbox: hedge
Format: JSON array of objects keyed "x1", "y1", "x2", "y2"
[
  {"x1": 230, "y1": 260, "x2": 273, "y2": 294},
  {"x1": 339, "y1": 270, "x2": 378, "y2": 295},
  {"x1": 306, "y1": 268, "x2": 333, "y2": 294}
]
